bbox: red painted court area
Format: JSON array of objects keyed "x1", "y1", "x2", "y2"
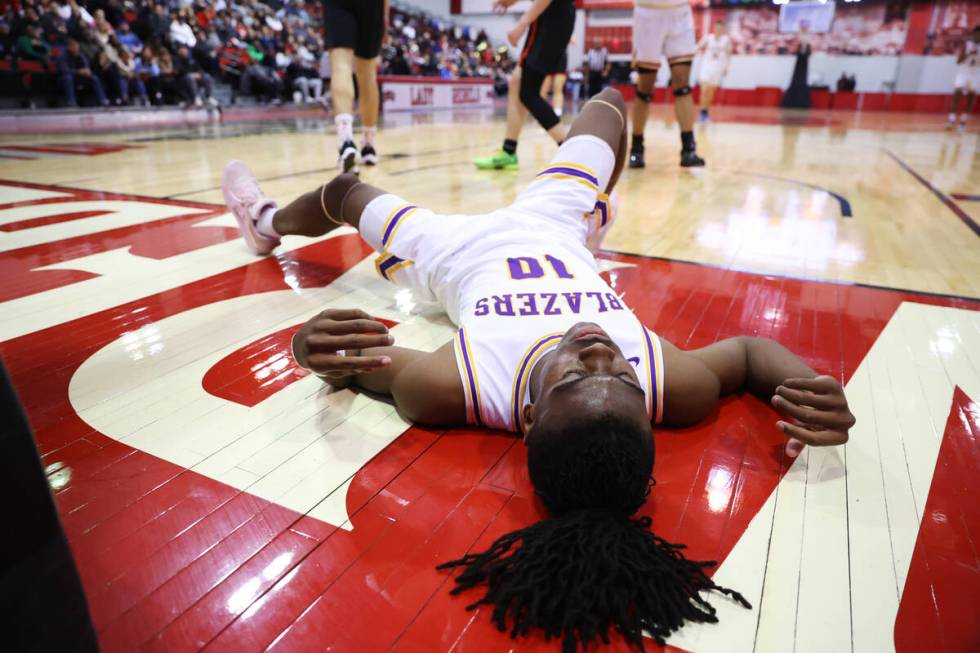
[{"x1": 2, "y1": 190, "x2": 977, "y2": 651}]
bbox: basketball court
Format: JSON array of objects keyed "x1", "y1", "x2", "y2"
[{"x1": 1, "y1": 100, "x2": 978, "y2": 652}]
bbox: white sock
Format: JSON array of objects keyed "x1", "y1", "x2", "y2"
[
  {"x1": 256, "y1": 204, "x2": 279, "y2": 239},
  {"x1": 335, "y1": 113, "x2": 353, "y2": 146}
]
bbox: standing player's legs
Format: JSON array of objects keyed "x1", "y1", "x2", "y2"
[
  {"x1": 550, "y1": 72, "x2": 567, "y2": 116},
  {"x1": 962, "y1": 90, "x2": 976, "y2": 131},
  {"x1": 668, "y1": 60, "x2": 703, "y2": 166},
  {"x1": 518, "y1": 64, "x2": 567, "y2": 144},
  {"x1": 474, "y1": 67, "x2": 528, "y2": 170},
  {"x1": 699, "y1": 82, "x2": 717, "y2": 120},
  {"x1": 322, "y1": 0, "x2": 384, "y2": 171},
  {"x1": 949, "y1": 83, "x2": 964, "y2": 129},
  {"x1": 628, "y1": 68, "x2": 657, "y2": 169},
  {"x1": 354, "y1": 56, "x2": 380, "y2": 164},
  {"x1": 328, "y1": 46, "x2": 358, "y2": 171}
]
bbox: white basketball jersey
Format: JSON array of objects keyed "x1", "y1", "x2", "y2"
[
  {"x1": 450, "y1": 234, "x2": 665, "y2": 433},
  {"x1": 964, "y1": 41, "x2": 979, "y2": 68},
  {"x1": 702, "y1": 34, "x2": 732, "y2": 64}
]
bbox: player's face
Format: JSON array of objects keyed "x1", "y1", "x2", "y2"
[
  {"x1": 524, "y1": 322, "x2": 650, "y2": 439},
  {"x1": 714, "y1": 23, "x2": 724, "y2": 36}
]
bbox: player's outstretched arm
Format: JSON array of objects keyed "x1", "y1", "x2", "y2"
[
  {"x1": 292, "y1": 309, "x2": 467, "y2": 426},
  {"x1": 659, "y1": 336, "x2": 854, "y2": 457}
]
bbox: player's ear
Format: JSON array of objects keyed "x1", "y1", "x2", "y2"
[{"x1": 522, "y1": 403, "x2": 535, "y2": 442}]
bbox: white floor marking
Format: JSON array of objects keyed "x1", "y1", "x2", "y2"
[
  {"x1": 668, "y1": 302, "x2": 980, "y2": 653},
  {"x1": 69, "y1": 258, "x2": 454, "y2": 531}
]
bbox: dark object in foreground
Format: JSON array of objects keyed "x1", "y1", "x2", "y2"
[{"x1": 0, "y1": 361, "x2": 100, "y2": 653}]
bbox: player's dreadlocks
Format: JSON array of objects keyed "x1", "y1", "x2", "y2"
[{"x1": 437, "y1": 413, "x2": 751, "y2": 652}]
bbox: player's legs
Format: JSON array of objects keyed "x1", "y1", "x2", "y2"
[
  {"x1": 568, "y1": 88, "x2": 628, "y2": 193},
  {"x1": 509, "y1": 88, "x2": 626, "y2": 250},
  {"x1": 700, "y1": 82, "x2": 717, "y2": 118},
  {"x1": 949, "y1": 87, "x2": 963, "y2": 128},
  {"x1": 519, "y1": 64, "x2": 566, "y2": 143},
  {"x1": 354, "y1": 56, "x2": 380, "y2": 164},
  {"x1": 669, "y1": 61, "x2": 703, "y2": 166},
  {"x1": 474, "y1": 67, "x2": 527, "y2": 170},
  {"x1": 272, "y1": 173, "x2": 382, "y2": 236},
  {"x1": 551, "y1": 72, "x2": 567, "y2": 115},
  {"x1": 964, "y1": 90, "x2": 976, "y2": 130},
  {"x1": 628, "y1": 69, "x2": 657, "y2": 169},
  {"x1": 330, "y1": 47, "x2": 358, "y2": 170}
]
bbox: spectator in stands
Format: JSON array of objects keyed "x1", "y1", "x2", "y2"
[
  {"x1": 106, "y1": 35, "x2": 149, "y2": 105},
  {"x1": 116, "y1": 21, "x2": 143, "y2": 54},
  {"x1": 192, "y1": 27, "x2": 219, "y2": 76},
  {"x1": 147, "y1": 4, "x2": 171, "y2": 44},
  {"x1": 40, "y1": 2, "x2": 69, "y2": 44},
  {"x1": 175, "y1": 44, "x2": 216, "y2": 107},
  {"x1": 170, "y1": 10, "x2": 197, "y2": 48},
  {"x1": 155, "y1": 45, "x2": 180, "y2": 104},
  {"x1": 240, "y1": 58, "x2": 283, "y2": 103},
  {"x1": 57, "y1": 37, "x2": 108, "y2": 106},
  {"x1": 94, "y1": 9, "x2": 114, "y2": 45},
  {"x1": 17, "y1": 24, "x2": 51, "y2": 65},
  {"x1": 0, "y1": 22, "x2": 15, "y2": 58},
  {"x1": 285, "y1": 52, "x2": 322, "y2": 103}
]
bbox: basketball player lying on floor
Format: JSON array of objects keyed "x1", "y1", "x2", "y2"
[{"x1": 222, "y1": 88, "x2": 855, "y2": 652}]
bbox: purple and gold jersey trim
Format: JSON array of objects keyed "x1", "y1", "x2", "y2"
[
  {"x1": 642, "y1": 327, "x2": 665, "y2": 424},
  {"x1": 667, "y1": 54, "x2": 695, "y2": 65},
  {"x1": 374, "y1": 252, "x2": 414, "y2": 282},
  {"x1": 511, "y1": 332, "x2": 565, "y2": 432},
  {"x1": 594, "y1": 193, "x2": 610, "y2": 227},
  {"x1": 454, "y1": 327, "x2": 483, "y2": 425},
  {"x1": 381, "y1": 204, "x2": 418, "y2": 248},
  {"x1": 535, "y1": 162, "x2": 599, "y2": 192}
]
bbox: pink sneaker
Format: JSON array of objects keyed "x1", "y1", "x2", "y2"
[{"x1": 222, "y1": 160, "x2": 280, "y2": 255}]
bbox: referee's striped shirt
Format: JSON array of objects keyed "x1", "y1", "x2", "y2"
[{"x1": 587, "y1": 47, "x2": 608, "y2": 70}]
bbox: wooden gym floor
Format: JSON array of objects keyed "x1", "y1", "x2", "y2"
[{"x1": 0, "y1": 103, "x2": 977, "y2": 652}]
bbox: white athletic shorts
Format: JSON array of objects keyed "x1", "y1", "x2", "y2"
[
  {"x1": 358, "y1": 135, "x2": 618, "y2": 323},
  {"x1": 954, "y1": 66, "x2": 980, "y2": 92},
  {"x1": 632, "y1": 4, "x2": 697, "y2": 72},
  {"x1": 698, "y1": 60, "x2": 726, "y2": 86}
]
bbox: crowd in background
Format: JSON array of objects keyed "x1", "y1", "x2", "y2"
[{"x1": 0, "y1": 0, "x2": 513, "y2": 109}]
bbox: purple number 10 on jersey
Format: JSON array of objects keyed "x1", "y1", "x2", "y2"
[{"x1": 507, "y1": 255, "x2": 575, "y2": 280}]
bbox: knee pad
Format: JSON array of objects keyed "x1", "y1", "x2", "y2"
[
  {"x1": 634, "y1": 88, "x2": 653, "y2": 103},
  {"x1": 673, "y1": 85, "x2": 692, "y2": 97}
]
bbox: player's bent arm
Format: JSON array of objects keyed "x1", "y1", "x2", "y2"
[
  {"x1": 359, "y1": 341, "x2": 468, "y2": 426},
  {"x1": 660, "y1": 337, "x2": 854, "y2": 452},
  {"x1": 292, "y1": 308, "x2": 466, "y2": 426}
]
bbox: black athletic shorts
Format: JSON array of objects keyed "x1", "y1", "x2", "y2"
[
  {"x1": 322, "y1": 0, "x2": 384, "y2": 60},
  {"x1": 520, "y1": 0, "x2": 574, "y2": 75}
]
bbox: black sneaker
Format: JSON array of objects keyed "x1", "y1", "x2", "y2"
[
  {"x1": 361, "y1": 144, "x2": 378, "y2": 166},
  {"x1": 339, "y1": 140, "x2": 358, "y2": 173},
  {"x1": 628, "y1": 147, "x2": 645, "y2": 169},
  {"x1": 680, "y1": 150, "x2": 705, "y2": 167}
]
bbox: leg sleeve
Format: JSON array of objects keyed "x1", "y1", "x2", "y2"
[{"x1": 518, "y1": 64, "x2": 560, "y2": 131}]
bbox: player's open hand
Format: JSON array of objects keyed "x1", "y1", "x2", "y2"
[
  {"x1": 770, "y1": 375, "x2": 855, "y2": 458},
  {"x1": 491, "y1": 0, "x2": 510, "y2": 16},
  {"x1": 292, "y1": 309, "x2": 393, "y2": 387}
]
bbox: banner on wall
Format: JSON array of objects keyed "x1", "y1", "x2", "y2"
[
  {"x1": 585, "y1": 2, "x2": 910, "y2": 58},
  {"x1": 380, "y1": 76, "x2": 495, "y2": 111}
]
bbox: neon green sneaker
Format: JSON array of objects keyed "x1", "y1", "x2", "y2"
[{"x1": 473, "y1": 149, "x2": 519, "y2": 170}]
